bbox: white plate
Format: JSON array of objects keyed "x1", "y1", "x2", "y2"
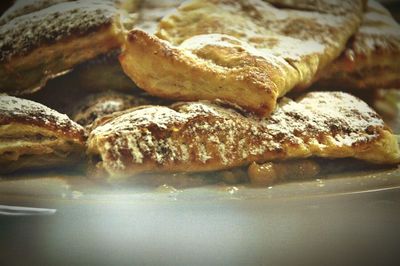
[{"x1": 1, "y1": 168, "x2": 400, "y2": 265}]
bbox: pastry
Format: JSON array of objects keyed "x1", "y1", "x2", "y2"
[
  {"x1": 0, "y1": 0, "x2": 135, "y2": 95},
  {"x1": 0, "y1": 94, "x2": 86, "y2": 174},
  {"x1": 0, "y1": 0, "x2": 74, "y2": 25},
  {"x1": 0, "y1": 0, "x2": 140, "y2": 25},
  {"x1": 87, "y1": 91, "x2": 400, "y2": 180},
  {"x1": 5, "y1": 0, "x2": 185, "y2": 95},
  {"x1": 72, "y1": 90, "x2": 169, "y2": 129},
  {"x1": 120, "y1": 0, "x2": 364, "y2": 116},
  {"x1": 316, "y1": 0, "x2": 400, "y2": 89},
  {"x1": 68, "y1": 0, "x2": 186, "y2": 92}
]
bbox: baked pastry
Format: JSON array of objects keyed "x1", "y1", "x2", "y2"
[
  {"x1": 316, "y1": 0, "x2": 400, "y2": 89},
  {"x1": 0, "y1": 95, "x2": 86, "y2": 174},
  {"x1": 67, "y1": 0, "x2": 186, "y2": 92},
  {"x1": 0, "y1": 0, "x2": 140, "y2": 25},
  {"x1": 87, "y1": 91, "x2": 400, "y2": 180},
  {"x1": 72, "y1": 90, "x2": 169, "y2": 129},
  {"x1": 0, "y1": 0, "x2": 74, "y2": 25},
  {"x1": 6, "y1": 1, "x2": 184, "y2": 95},
  {"x1": 0, "y1": 0, "x2": 135, "y2": 95},
  {"x1": 120, "y1": 0, "x2": 364, "y2": 116}
]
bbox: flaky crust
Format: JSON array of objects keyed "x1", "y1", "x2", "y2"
[
  {"x1": 120, "y1": 0, "x2": 364, "y2": 116},
  {"x1": 0, "y1": 95, "x2": 86, "y2": 142},
  {"x1": 88, "y1": 92, "x2": 400, "y2": 179},
  {"x1": 72, "y1": 90, "x2": 169, "y2": 128},
  {"x1": 0, "y1": 0, "x2": 74, "y2": 25},
  {"x1": 0, "y1": 0, "x2": 130, "y2": 95},
  {"x1": 316, "y1": 0, "x2": 400, "y2": 90},
  {"x1": 0, "y1": 95, "x2": 86, "y2": 173}
]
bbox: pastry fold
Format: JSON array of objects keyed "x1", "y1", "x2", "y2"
[
  {"x1": 317, "y1": 0, "x2": 400, "y2": 89},
  {"x1": 87, "y1": 91, "x2": 400, "y2": 179},
  {"x1": 120, "y1": 0, "x2": 364, "y2": 116},
  {"x1": 0, "y1": 0, "x2": 134, "y2": 95},
  {"x1": 0, "y1": 95, "x2": 86, "y2": 173}
]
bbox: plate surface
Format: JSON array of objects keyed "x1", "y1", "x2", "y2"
[{"x1": 1, "y1": 168, "x2": 400, "y2": 265}]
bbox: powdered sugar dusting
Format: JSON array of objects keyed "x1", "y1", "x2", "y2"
[
  {"x1": 0, "y1": 0, "x2": 118, "y2": 61},
  {"x1": 0, "y1": 95, "x2": 85, "y2": 140},
  {"x1": 89, "y1": 91, "x2": 395, "y2": 176},
  {"x1": 158, "y1": 0, "x2": 363, "y2": 71}
]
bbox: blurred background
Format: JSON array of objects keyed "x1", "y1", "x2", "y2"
[{"x1": 1, "y1": 0, "x2": 400, "y2": 21}]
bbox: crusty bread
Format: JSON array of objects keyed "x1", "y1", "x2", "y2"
[
  {"x1": 0, "y1": 95, "x2": 86, "y2": 173},
  {"x1": 316, "y1": 0, "x2": 400, "y2": 90},
  {"x1": 87, "y1": 91, "x2": 400, "y2": 180},
  {"x1": 120, "y1": 0, "x2": 364, "y2": 116}
]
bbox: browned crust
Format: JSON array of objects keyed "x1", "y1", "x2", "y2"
[
  {"x1": 0, "y1": 1, "x2": 119, "y2": 61},
  {"x1": 0, "y1": 0, "x2": 73, "y2": 25},
  {"x1": 120, "y1": 30, "x2": 289, "y2": 116},
  {"x1": 0, "y1": 95, "x2": 86, "y2": 143},
  {"x1": 0, "y1": 0, "x2": 127, "y2": 94},
  {"x1": 316, "y1": 0, "x2": 400, "y2": 90},
  {"x1": 120, "y1": 0, "x2": 364, "y2": 116},
  {"x1": 88, "y1": 91, "x2": 400, "y2": 178},
  {"x1": 72, "y1": 90, "x2": 169, "y2": 128}
]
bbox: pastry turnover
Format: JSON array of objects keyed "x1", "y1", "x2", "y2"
[
  {"x1": 0, "y1": 0, "x2": 135, "y2": 95},
  {"x1": 0, "y1": 95, "x2": 86, "y2": 174},
  {"x1": 87, "y1": 91, "x2": 400, "y2": 179},
  {"x1": 316, "y1": 0, "x2": 400, "y2": 89},
  {"x1": 120, "y1": 0, "x2": 364, "y2": 116}
]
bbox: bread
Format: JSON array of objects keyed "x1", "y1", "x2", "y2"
[
  {"x1": 120, "y1": 0, "x2": 364, "y2": 116},
  {"x1": 316, "y1": 0, "x2": 400, "y2": 89},
  {"x1": 87, "y1": 91, "x2": 400, "y2": 180},
  {"x1": 0, "y1": 0, "x2": 135, "y2": 95},
  {"x1": 0, "y1": 94, "x2": 86, "y2": 173}
]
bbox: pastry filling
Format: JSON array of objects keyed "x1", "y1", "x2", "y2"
[{"x1": 0, "y1": 132, "x2": 83, "y2": 173}]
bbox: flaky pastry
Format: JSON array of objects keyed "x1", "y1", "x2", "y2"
[
  {"x1": 72, "y1": 90, "x2": 168, "y2": 129},
  {"x1": 0, "y1": 0, "x2": 135, "y2": 95},
  {"x1": 120, "y1": 0, "x2": 364, "y2": 116},
  {"x1": 0, "y1": 95, "x2": 86, "y2": 173},
  {"x1": 316, "y1": 0, "x2": 400, "y2": 89},
  {"x1": 87, "y1": 91, "x2": 400, "y2": 180}
]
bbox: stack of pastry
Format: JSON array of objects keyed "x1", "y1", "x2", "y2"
[{"x1": 0, "y1": 0, "x2": 399, "y2": 186}]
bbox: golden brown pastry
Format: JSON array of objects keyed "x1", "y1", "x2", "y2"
[
  {"x1": 120, "y1": 0, "x2": 364, "y2": 116},
  {"x1": 87, "y1": 91, "x2": 400, "y2": 180},
  {"x1": 0, "y1": 95, "x2": 86, "y2": 174},
  {"x1": 68, "y1": 1, "x2": 186, "y2": 92},
  {"x1": 0, "y1": 0, "x2": 135, "y2": 95},
  {"x1": 72, "y1": 90, "x2": 169, "y2": 129},
  {"x1": 5, "y1": 1, "x2": 183, "y2": 95},
  {"x1": 316, "y1": 0, "x2": 400, "y2": 89}
]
